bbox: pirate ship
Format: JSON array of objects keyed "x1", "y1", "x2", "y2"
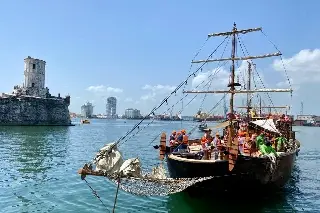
[
  {"x1": 164, "y1": 23, "x2": 300, "y2": 192},
  {"x1": 77, "y1": 24, "x2": 300, "y2": 210}
]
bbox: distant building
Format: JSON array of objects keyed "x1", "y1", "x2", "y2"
[
  {"x1": 81, "y1": 102, "x2": 94, "y2": 118},
  {"x1": 295, "y1": 114, "x2": 320, "y2": 126},
  {"x1": 106, "y1": 97, "x2": 117, "y2": 119},
  {"x1": 125, "y1": 108, "x2": 141, "y2": 119}
]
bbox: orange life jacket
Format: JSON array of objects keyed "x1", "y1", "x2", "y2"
[
  {"x1": 182, "y1": 135, "x2": 189, "y2": 144},
  {"x1": 201, "y1": 136, "x2": 207, "y2": 144}
]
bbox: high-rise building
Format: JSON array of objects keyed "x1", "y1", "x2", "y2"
[
  {"x1": 106, "y1": 97, "x2": 117, "y2": 118},
  {"x1": 81, "y1": 102, "x2": 94, "y2": 118},
  {"x1": 125, "y1": 108, "x2": 141, "y2": 119}
]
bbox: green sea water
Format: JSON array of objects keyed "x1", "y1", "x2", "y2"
[{"x1": 0, "y1": 119, "x2": 319, "y2": 213}]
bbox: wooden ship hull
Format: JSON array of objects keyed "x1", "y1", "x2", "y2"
[{"x1": 166, "y1": 148, "x2": 299, "y2": 193}]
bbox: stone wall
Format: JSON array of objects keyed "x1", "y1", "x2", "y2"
[{"x1": 0, "y1": 96, "x2": 72, "y2": 126}]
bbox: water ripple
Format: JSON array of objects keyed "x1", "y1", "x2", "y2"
[{"x1": 0, "y1": 122, "x2": 319, "y2": 212}]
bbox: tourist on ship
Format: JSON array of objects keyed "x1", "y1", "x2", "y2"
[
  {"x1": 169, "y1": 130, "x2": 177, "y2": 147},
  {"x1": 276, "y1": 135, "x2": 288, "y2": 152},
  {"x1": 176, "y1": 131, "x2": 182, "y2": 142},
  {"x1": 238, "y1": 132, "x2": 246, "y2": 154},
  {"x1": 256, "y1": 131, "x2": 266, "y2": 148},
  {"x1": 212, "y1": 132, "x2": 222, "y2": 149},
  {"x1": 259, "y1": 140, "x2": 278, "y2": 156},
  {"x1": 179, "y1": 129, "x2": 189, "y2": 149},
  {"x1": 201, "y1": 129, "x2": 213, "y2": 148}
]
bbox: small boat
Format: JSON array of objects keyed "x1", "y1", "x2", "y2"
[
  {"x1": 198, "y1": 122, "x2": 208, "y2": 132},
  {"x1": 80, "y1": 119, "x2": 90, "y2": 124}
]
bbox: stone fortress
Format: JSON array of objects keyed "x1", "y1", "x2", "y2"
[{"x1": 0, "y1": 56, "x2": 72, "y2": 126}]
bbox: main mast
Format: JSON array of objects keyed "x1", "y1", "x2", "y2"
[{"x1": 229, "y1": 23, "x2": 237, "y2": 115}]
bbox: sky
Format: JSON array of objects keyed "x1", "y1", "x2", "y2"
[{"x1": 0, "y1": 0, "x2": 319, "y2": 116}]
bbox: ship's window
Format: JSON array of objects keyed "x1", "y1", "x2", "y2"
[
  {"x1": 32, "y1": 64, "x2": 36, "y2": 69},
  {"x1": 32, "y1": 83, "x2": 35, "y2": 87}
]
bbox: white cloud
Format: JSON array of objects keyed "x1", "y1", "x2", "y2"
[
  {"x1": 86, "y1": 85, "x2": 123, "y2": 93},
  {"x1": 273, "y1": 49, "x2": 320, "y2": 84},
  {"x1": 142, "y1": 84, "x2": 176, "y2": 92},
  {"x1": 140, "y1": 84, "x2": 176, "y2": 102},
  {"x1": 124, "y1": 97, "x2": 133, "y2": 102},
  {"x1": 140, "y1": 93, "x2": 156, "y2": 101},
  {"x1": 192, "y1": 61, "x2": 250, "y2": 89}
]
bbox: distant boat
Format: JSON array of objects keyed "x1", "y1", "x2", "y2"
[
  {"x1": 198, "y1": 122, "x2": 208, "y2": 132},
  {"x1": 80, "y1": 119, "x2": 90, "y2": 124}
]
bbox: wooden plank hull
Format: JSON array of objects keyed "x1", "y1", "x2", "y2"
[{"x1": 166, "y1": 150, "x2": 298, "y2": 193}]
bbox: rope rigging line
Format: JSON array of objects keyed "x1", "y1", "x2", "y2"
[
  {"x1": 260, "y1": 30, "x2": 292, "y2": 89},
  {"x1": 118, "y1": 61, "x2": 229, "y2": 148},
  {"x1": 118, "y1": 37, "x2": 231, "y2": 150},
  {"x1": 179, "y1": 37, "x2": 210, "y2": 127},
  {"x1": 83, "y1": 178, "x2": 111, "y2": 213},
  {"x1": 123, "y1": 80, "x2": 228, "y2": 158},
  {"x1": 187, "y1": 94, "x2": 227, "y2": 136},
  {"x1": 236, "y1": 34, "x2": 278, "y2": 115},
  {"x1": 108, "y1": 36, "x2": 230, "y2": 151},
  {"x1": 197, "y1": 36, "x2": 231, "y2": 116}
]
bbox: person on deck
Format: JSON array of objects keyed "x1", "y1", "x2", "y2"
[
  {"x1": 179, "y1": 129, "x2": 189, "y2": 149},
  {"x1": 275, "y1": 135, "x2": 287, "y2": 152},
  {"x1": 176, "y1": 131, "x2": 182, "y2": 143},
  {"x1": 259, "y1": 140, "x2": 278, "y2": 156},
  {"x1": 200, "y1": 129, "x2": 213, "y2": 159},
  {"x1": 238, "y1": 132, "x2": 246, "y2": 154},
  {"x1": 212, "y1": 132, "x2": 221, "y2": 149},
  {"x1": 256, "y1": 131, "x2": 266, "y2": 148},
  {"x1": 169, "y1": 131, "x2": 177, "y2": 147},
  {"x1": 201, "y1": 129, "x2": 213, "y2": 148}
]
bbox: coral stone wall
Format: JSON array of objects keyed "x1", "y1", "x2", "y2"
[{"x1": 0, "y1": 96, "x2": 72, "y2": 126}]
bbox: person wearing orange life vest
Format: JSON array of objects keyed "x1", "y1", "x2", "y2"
[
  {"x1": 176, "y1": 131, "x2": 183, "y2": 143},
  {"x1": 176, "y1": 129, "x2": 188, "y2": 150},
  {"x1": 212, "y1": 132, "x2": 222, "y2": 149},
  {"x1": 201, "y1": 129, "x2": 213, "y2": 149}
]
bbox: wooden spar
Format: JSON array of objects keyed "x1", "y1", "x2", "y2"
[
  {"x1": 191, "y1": 52, "x2": 281, "y2": 64},
  {"x1": 236, "y1": 106, "x2": 289, "y2": 109},
  {"x1": 183, "y1": 89, "x2": 293, "y2": 94},
  {"x1": 78, "y1": 168, "x2": 106, "y2": 177},
  {"x1": 208, "y1": 27, "x2": 262, "y2": 37}
]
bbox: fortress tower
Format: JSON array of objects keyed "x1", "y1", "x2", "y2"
[{"x1": 23, "y1": 56, "x2": 47, "y2": 97}]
